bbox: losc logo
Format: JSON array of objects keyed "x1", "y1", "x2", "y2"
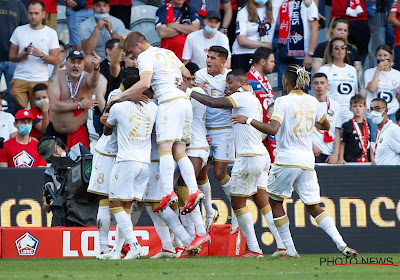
[{"x1": 15, "y1": 232, "x2": 39, "y2": 256}]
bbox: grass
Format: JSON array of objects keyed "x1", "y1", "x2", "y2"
[{"x1": 1, "y1": 254, "x2": 399, "y2": 280}]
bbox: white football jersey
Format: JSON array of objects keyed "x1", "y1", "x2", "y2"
[
  {"x1": 227, "y1": 91, "x2": 268, "y2": 157},
  {"x1": 138, "y1": 46, "x2": 187, "y2": 103},
  {"x1": 195, "y1": 68, "x2": 232, "y2": 128},
  {"x1": 187, "y1": 87, "x2": 208, "y2": 150},
  {"x1": 374, "y1": 120, "x2": 400, "y2": 165},
  {"x1": 106, "y1": 100, "x2": 158, "y2": 163},
  {"x1": 312, "y1": 98, "x2": 342, "y2": 155},
  {"x1": 319, "y1": 64, "x2": 358, "y2": 123},
  {"x1": 271, "y1": 90, "x2": 326, "y2": 169}
]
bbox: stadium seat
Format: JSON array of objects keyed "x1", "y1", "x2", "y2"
[
  {"x1": 57, "y1": 5, "x2": 69, "y2": 46},
  {"x1": 130, "y1": 5, "x2": 160, "y2": 47}
]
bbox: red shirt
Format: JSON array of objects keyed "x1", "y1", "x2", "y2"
[
  {"x1": 391, "y1": 1, "x2": 400, "y2": 46},
  {"x1": 0, "y1": 138, "x2": 47, "y2": 167},
  {"x1": 331, "y1": 0, "x2": 368, "y2": 21},
  {"x1": 29, "y1": 106, "x2": 46, "y2": 139},
  {"x1": 31, "y1": 0, "x2": 57, "y2": 13},
  {"x1": 109, "y1": 0, "x2": 132, "y2": 6}
]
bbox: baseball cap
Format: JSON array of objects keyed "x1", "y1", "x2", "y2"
[
  {"x1": 67, "y1": 50, "x2": 85, "y2": 60},
  {"x1": 205, "y1": 10, "x2": 221, "y2": 22},
  {"x1": 37, "y1": 138, "x2": 57, "y2": 161},
  {"x1": 93, "y1": 0, "x2": 109, "y2": 3},
  {"x1": 15, "y1": 109, "x2": 33, "y2": 120}
]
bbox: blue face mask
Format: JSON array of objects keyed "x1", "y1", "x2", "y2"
[
  {"x1": 255, "y1": 0, "x2": 269, "y2": 5},
  {"x1": 18, "y1": 124, "x2": 32, "y2": 136},
  {"x1": 204, "y1": 25, "x2": 218, "y2": 35},
  {"x1": 94, "y1": 13, "x2": 109, "y2": 20}
]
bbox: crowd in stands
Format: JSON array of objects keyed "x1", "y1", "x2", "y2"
[{"x1": 1, "y1": 0, "x2": 400, "y2": 168}]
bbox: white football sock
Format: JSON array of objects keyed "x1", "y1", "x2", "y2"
[
  {"x1": 274, "y1": 215, "x2": 297, "y2": 256},
  {"x1": 112, "y1": 208, "x2": 140, "y2": 250},
  {"x1": 260, "y1": 205, "x2": 284, "y2": 249},
  {"x1": 159, "y1": 152, "x2": 175, "y2": 195},
  {"x1": 146, "y1": 206, "x2": 173, "y2": 251},
  {"x1": 97, "y1": 203, "x2": 110, "y2": 253},
  {"x1": 158, "y1": 207, "x2": 192, "y2": 247},
  {"x1": 179, "y1": 207, "x2": 196, "y2": 239},
  {"x1": 316, "y1": 212, "x2": 347, "y2": 251},
  {"x1": 235, "y1": 207, "x2": 261, "y2": 253},
  {"x1": 175, "y1": 154, "x2": 198, "y2": 194},
  {"x1": 198, "y1": 178, "x2": 214, "y2": 215},
  {"x1": 113, "y1": 225, "x2": 125, "y2": 254},
  {"x1": 188, "y1": 205, "x2": 207, "y2": 236}
]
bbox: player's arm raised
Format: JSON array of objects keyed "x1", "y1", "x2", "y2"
[
  {"x1": 113, "y1": 73, "x2": 150, "y2": 103},
  {"x1": 231, "y1": 115, "x2": 281, "y2": 136},
  {"x1": 190, "y1": 89, "x2": 232, "y2": 108}
]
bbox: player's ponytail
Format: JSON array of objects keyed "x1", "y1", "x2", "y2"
[{"x1": 283, "y1": 64, "x2": 310, "y2": 90}]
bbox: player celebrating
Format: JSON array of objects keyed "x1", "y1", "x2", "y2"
[
  {"x1": 190, "y1": 69, "x2": 285, "y2": 258},
  {"x1": 232, "y1": 64, "x2": 357, "y2": 258},
  {"x1": 115, "y1": 32, "x2": 204, "y2": 214},
  {"x1": 99, "y1": 75, "x2": 158, "y2": 260}
]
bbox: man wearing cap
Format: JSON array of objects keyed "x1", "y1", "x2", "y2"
[
  {"x1": 79, "y1": 0, "x2": 126, "y2": 60},
  {"x1": 0, "y1": 109, "x2": 47, "y2": 167},
  {"x1": 182, "y1": 10, "x2": 231, "y2": 69},
  {"x1": 45, "y1": 50, "x2": 100, "y2": 149},
  {"x1": 155, "y1": 0, "x2": 200, "y2": 61}
]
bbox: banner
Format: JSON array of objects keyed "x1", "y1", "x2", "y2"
[{"x1": 0, "y1": 166, "x2": 399, "y2": 253}]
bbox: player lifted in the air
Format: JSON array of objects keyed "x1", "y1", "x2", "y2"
[{"x1": 232, "y1": 64, "x2": 357, "y2": 258}]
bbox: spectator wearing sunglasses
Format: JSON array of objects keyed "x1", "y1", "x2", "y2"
[{"x1": 318, "y1": 37, "x2": 361, "y2": 125}]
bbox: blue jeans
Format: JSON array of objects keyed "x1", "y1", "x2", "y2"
[
  {"x1": 66, "y1": 7, "x2": 94, "y2": 47},
  {"x1": 394, "y1": 46, "x2": 400, "y2": 71},
  {"x1": 0, "y1": 61, "x2": 16, "y2": 92}
]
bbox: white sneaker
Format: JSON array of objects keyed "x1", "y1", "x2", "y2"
[
  {"x1": 341, "y1": 246, "x2": 358, "y2": 258},
  {"x1": 124, "y1": 248, "x2": 144, "y2": 260},
  {"x1": 97, "y1": 250, "x2": 121, "y2": 260},
  {"x1": 205, "y1": 209, "x2": 219, "y2": 233},
  {"x1": 230, "y1": 215, "x2": 239, "y2": 234},
  {"x1": 151, "y1": 249, "x2": 176, "y2": 259},
  {"x1": 271, "y1": 249, "x2": 286, "y2": 258}
]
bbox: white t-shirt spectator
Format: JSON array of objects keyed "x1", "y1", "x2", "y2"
[
  {"x1": 10, "y1": 24, "x2": 59, "y2": 82},
  {"x1": 0, "y1": 111, "x2": 17, "y2": 141},
  {"x1": 374, "y1": 120, "x2": 400, "y2": 165},
  {"x1": 364, "y1": 67, "x2": 400, "y2": 115},
  {"x1": 182, "y1": 29, "x2": 231, "y2": 68}
]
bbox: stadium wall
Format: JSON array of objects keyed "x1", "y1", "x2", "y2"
[{"x1": 0, "y1": 166, "x2": 399, "y2": 256}]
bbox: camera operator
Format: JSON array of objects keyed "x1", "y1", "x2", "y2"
[{"x1": 37, "y1": 136, "x2": 90, "y2": 214}]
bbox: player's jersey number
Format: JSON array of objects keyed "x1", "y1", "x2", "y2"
[
  {"x1": 129, "y1": 115, "x2": 151, "y2": 139},
  {"x1": 293, "y1": 110, "x2": 315, "y2": 133}
]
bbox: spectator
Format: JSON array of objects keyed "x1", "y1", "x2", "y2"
[
  {"x1": 30, "y1": 83, "x2": 50, "y2": 140},
  {"x1": 41, "y1": 0, "x2": 57, "y2": 31},
  {"x1": 220, "y1": 0, "x2": 240, "y2": 48},
  {"x1": 49, "y1": 40, "x2": 68, "y2": 77},
  {"x1": 338, "y1": 95, "x2": 373, "y2": 164},
  {"x1": 0, "y1": 0, "x2": 29, "y2": 92},
  {"x1": 319, "y1": 37, "x2": 360, "y2": 125},
  {"x1": 330, "y1": 0, "x2": 369, "y2": 60},
  {"x1": 311, "y1": 73, "x2": 341, "y2": 164},
  {"x1": 312, "y1": 18, "x2": 364, "y2": 97},
  {"x1": 45, "y1": 50, "x2": 100, "y2": 149},
  {"x1": 371, "y1": 98, "x2": 400, "y2": 165},
  {"x1": 364, "y1": 44, "x2": 400, "y2": 141},
  {"x1": 0, "y1": 109, "x2": 47, "y2": 167},
  {"x1": 0, "y1": 90, "x2": 24, "y2": 116},
  {"x1": 79, "y1": 0, "x2": 125, "y2": 60},
  {"x1": 191, "y1": 0, "x2": 232, "y2": 30},
  {"x1": 231, "y1": 0, "x2": 275, "y2": 71},
  {"x1": 156, "y1": 0, "x2": 200, "y2": 61},
  {"x1": 109, "y1": 0, "x2": 132, "y2": 30},
  {"x1": 396, "y1": 107, "x2": 400, "y2": 125},
  {"x1": 275, "y1": 0, "x2": 318, "y2": 73},
  {"x1": 388, "y1": 1, "x2": 400, "y2": 71},
  {"x1": 247, "y1": 47, "x2": 275, "y2": 122},
  {"x1": 8, "y1": 0, "x2": 59, "y2": 108},
  {"x1": 66, "y1": 0, "x2": 94, "y2": 51},
  {"x1": 0, "y1": 92, "x2": 17, "y2": 142},
  {"x1": 100, "y1": 39, "x2": 121, "y2": 101},
  {"x1": 182, "y1": 10, "x2": 231, "y2": 68}
]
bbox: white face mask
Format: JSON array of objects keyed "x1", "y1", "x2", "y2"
[
  {"x1": 35, "y1": 98, "x2": 49, "y2": 108},
  {"x1": 204, "y1": 25, "x2": 218, "y2": 35},
  {"x1": 370, "y1": 110, "x2": 384, "y2": 124}
]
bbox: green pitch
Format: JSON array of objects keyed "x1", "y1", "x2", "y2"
[{"x1": 1, "y1": 254, "x2": 399, "y2": 280}]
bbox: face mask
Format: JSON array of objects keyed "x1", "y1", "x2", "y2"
[
  {"x1": 94, "y1": 13, "x2": 109, "y2": 20},
  {"x1": 255, "y1": 0, "x2": 269, "y2": 5},
  {"x1": 61, "y1": 151, "x2": 67, "y2": 157},
  {"x1": 370, "y1": 110, "x2": 384, "y2": 124},
  {"x1": 35, "y1": 98, "x2": 49, "y2": 108},
  {"x1": 18, "y1": 124, "x2": 32, "y2": 135},
  {"x1": 204, "y1": 25, "x2": 218, "y2": 35}
]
